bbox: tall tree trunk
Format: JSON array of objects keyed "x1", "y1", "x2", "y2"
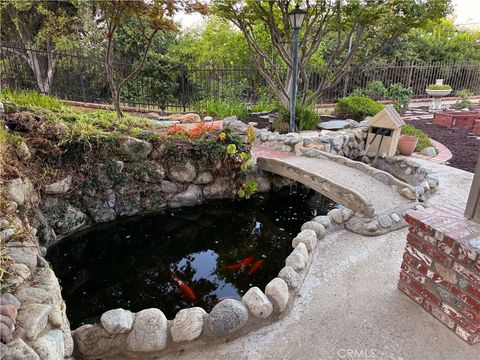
[{"x1": 105, "y1": 26, "x2": 124, "y2": 117}]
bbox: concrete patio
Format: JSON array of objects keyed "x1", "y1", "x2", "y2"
[{"x1": 162, "y1": 159, "x2": 478, "y2": 360}]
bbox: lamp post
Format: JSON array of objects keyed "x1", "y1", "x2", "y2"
[{"x1": 288, "y1": 4, "x2": 306, "y2": 133}]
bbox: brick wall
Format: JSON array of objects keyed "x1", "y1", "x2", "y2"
[
  {"x1": 399, "y1": 204, "x2": 480, "y2": 344},
  {"x1": 433, "y1": 113, "x2": 454, "y2": 128}
]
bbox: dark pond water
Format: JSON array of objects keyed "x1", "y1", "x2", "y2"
[{"x1": 47, "y1": 186, "x2": 335, "y2": 328}]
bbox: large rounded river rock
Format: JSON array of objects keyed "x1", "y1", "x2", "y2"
[
  {"x1": 206, "y1": 299, "x2": 248, "y2": 337},
  {"x1": 126, "y1": 308, "x2": 167, "y2": 352}
]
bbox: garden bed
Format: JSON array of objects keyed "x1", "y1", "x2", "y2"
[{"x1": 404, "y1": 119, "x2": 479, "y2": 173}]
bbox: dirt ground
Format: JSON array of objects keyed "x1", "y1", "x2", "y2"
[{"x1": 405, "y1": 118, "x2": 480, "y2": 173}]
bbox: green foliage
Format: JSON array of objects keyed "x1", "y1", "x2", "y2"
[
  {"x1": 3, "y1": 91, "x2": 157, "y2": 148},
  {"x1": 0, "y1": 126, "x2": 22, "y2": 147},
  {"x1": 1, "y1": 1, "x2": 90, "y2": 52},
  {"x1": 401, "y1": 124, "x2": 433, "y2": 152},
  {"x1": 213, "y1": 0, "x2": 451, "y2": 105},
  {"x1": 226, "y1": 143, "x2": 237, "y2": 155},
  {"x1": 335, "y1": 96, "x2": 384, "y2": 121},
  {"x1": 1, "y1": 89, "x2": 64, "y2": 110},
  {"x1": 276, "y1": 101, "x2": 320, "y2": 132},
  {"x1": 247, "y1": 126, "x2": 255, "y2": 144},
  {"x1": 351, "y1": 81, "x2": 412, "y2": 111},
  {"x1": 237, "y1": 180, "x2": 257, "y2": 199},
  {"x1": 427, "y1": 84, "x2": 452, "y2": 90},
  {"x1": 388, "y1": 19, "x2": 480, "y2": 62},
  {"x1": 454, "y1": 90, "x2": 474, "y2": 110},
  {"x1": 193, "y1": 98, "x2": 249, "y2": 120},
  {"x1": 388, "y1": 83, "x2": 413, "y2": 112},
  {"x1": 170, "y1": 15, "x2": 250, "y2": 67},
  {"x1": 251, "y1": 98, "x2": 276, "y2": 113},
  {"x1": 363, "y1": 80, "x2": 388, "y2": 100}
]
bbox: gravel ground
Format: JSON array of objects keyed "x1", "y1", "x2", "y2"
[{"x1": 405, "y1": 119, "x2": 480, "y2": 173}]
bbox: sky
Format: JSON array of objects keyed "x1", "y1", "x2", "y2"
[
  {"x1": 176, "y1": 0, "x2": 480, "y2": 30},
  {"x1": 452, "y1": 0, "x2": 480, "y2": 27}
]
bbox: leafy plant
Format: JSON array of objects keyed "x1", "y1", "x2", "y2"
[
  {"x1": 401, "y1": 124, "x2": 433, "y2": 152},
  {"x1": 272, "y1": 116, "x2": 290, "y2": 133},
  {"x1": 276, "y1": 101, "x2": 320, "y2": 132},
  {"x1": 363, "y1": 80, "x2": 388, "y2": 100},
  {"x1": 226, "y1": 143, "x2": 237, "y2": 155},
  {"x1": 427, "y1": 84, "x2": 452, "y2": 90},
  {"x1": 194, "y1": 98, "x2": 249, "y2": 120},
  {"x1": 388, "y1": 83, "x2": 413, "y2": 112},
  {"x1": 454, "y1": 89, "x2": 474, "y2": 110},
  {"x1": 335, "y1": 95, "x2": 384, "y2": 121},
  {"x1": 251, "y1": 96, "x2": 276, "y2": 112},
  {"x1": 237, "y1": 180, "x2": 257, "y2": 199},
  {"x1": 247, "y1": 125, "x2": 255, "y2": 144}
]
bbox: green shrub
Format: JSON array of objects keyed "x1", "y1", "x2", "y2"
[
  {"x1": 335, "y1": 95, "x2": 384, "y2": 121},
  {"x1": 454, "y1": 89, "x2": 474, "y2": 110},
  {"x1": 427, "y1": 84, "x2": 452, "y2": 90},
  {"x1": 276, "y1": 101, "x2": 320, "y2": 132},
  {"x1": 363, "y1": 80, "x2": 388, "y2": 100},
  {"x1": 388, "y1": 83, "x2": 413, "y2": 112},
  {"x1": 401, "y1": 124, "x2": 433, "y2": 152},
  {"x1": 251, "y1": 98, "x2": 276, "y2": 113},
  {"x1": 193, "y1": 98, "x2": 249, "y2": 120}
]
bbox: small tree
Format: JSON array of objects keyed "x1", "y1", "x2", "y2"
[
  {"x1": 99, "y1": 0, "x2": 208, "y2": 117},
  {"x1": 0, "y1": 0, "x2": 87, "y2": 94},
  {"x1": 213, "y1": 0, "x2": 451, "y2": 107}
]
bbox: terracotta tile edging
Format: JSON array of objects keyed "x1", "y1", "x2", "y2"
[{"x1": 411, "y1": 139, "x2": 453, "y2": 164}]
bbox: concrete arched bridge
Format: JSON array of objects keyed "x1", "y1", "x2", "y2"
[{"x1": 255, "y1": 147, "x2": 416, "y2": 218}]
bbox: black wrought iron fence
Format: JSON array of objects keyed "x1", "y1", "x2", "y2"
[{"x1": 1, "y1": 44, "x2": 479, "y2": 111}]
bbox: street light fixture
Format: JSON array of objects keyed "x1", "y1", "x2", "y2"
[{"x1": 288, "y1": 4, "x2": 306, "y2": 132}]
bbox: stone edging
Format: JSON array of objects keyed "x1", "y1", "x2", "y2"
[
  {"x1": 71, "y1": 214, "x2": 337, "y2": 359},
  {"x1": 359, "y1": 153, "x2": 440, "y2": 202},
  {"x1": 412, "y1": 139, "x2": 453, "y2": 164},
  {"x1": 299, "y1": 148, "x2": 418, "y2": 201}
]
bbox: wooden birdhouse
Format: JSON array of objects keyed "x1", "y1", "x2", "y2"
[{"x1": 366, "y1": 105, "x2": 405, "y2": 157}]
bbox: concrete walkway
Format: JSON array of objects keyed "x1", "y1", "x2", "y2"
[{"x1": 162, "y1": 160, "x2": 478, "y2": 360}]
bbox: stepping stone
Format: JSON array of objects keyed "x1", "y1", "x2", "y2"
[{"x1": 319, "y1": 120, "x2": 352, "y2": 130}]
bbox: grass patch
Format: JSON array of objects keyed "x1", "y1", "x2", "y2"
[
  {"x1": 0, "y1": 125, "x2": 23, "y2": 146},
  {"x1": 1, "y1": 89, "x2": 64, "y2": 110},
  {"x1": 401, "y1": 124, "x2": 433, "y2": 152},
  {"x1": 2, "y1": 91, "x2": 160, "y2": 146},
  {"x1": 194, "y1": 98, "x2": 249, "y2": 120}
]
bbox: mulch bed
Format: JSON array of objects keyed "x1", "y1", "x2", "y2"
[{"x1": 405, "y1": 119, "x2": 480, "y2": 173}]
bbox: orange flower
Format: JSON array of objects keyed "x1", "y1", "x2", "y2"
[
  {"x1": 166, "y1": 122, "x2": 220, "y2": 138},
  {"x1": 166, "y1": 124, "x2": 188, "y2": 137}
]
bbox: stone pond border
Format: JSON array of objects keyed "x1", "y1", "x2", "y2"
[
  {"x1": 1, "y1": 115, "x2": 442, "y2": 359},
  {"x1": 70, "y1": 211, "x2": 342, "y2": 359}
]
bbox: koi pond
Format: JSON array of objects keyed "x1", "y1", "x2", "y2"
[{"x1": 47, "y1": 186, "x2": 335, "y2": 328}]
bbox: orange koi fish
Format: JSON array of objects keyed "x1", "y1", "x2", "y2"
[
  {"x1": 247, "y1": 259, "x2": 264, "y2": 277},
  {"x1": 223, "y1": 256, "x2": 255, "y2": 271},
  {"x1": 171, "y1": 274, "x2": 196, "y2": 301}
]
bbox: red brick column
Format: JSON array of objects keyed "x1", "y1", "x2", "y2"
[{"x1": 399, "y1": 204, "x2": 480, "y2": 344}]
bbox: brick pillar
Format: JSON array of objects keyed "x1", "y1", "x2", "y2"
[{"x1": 398, "y1": 204, "x2": 480, "y2": 344}]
